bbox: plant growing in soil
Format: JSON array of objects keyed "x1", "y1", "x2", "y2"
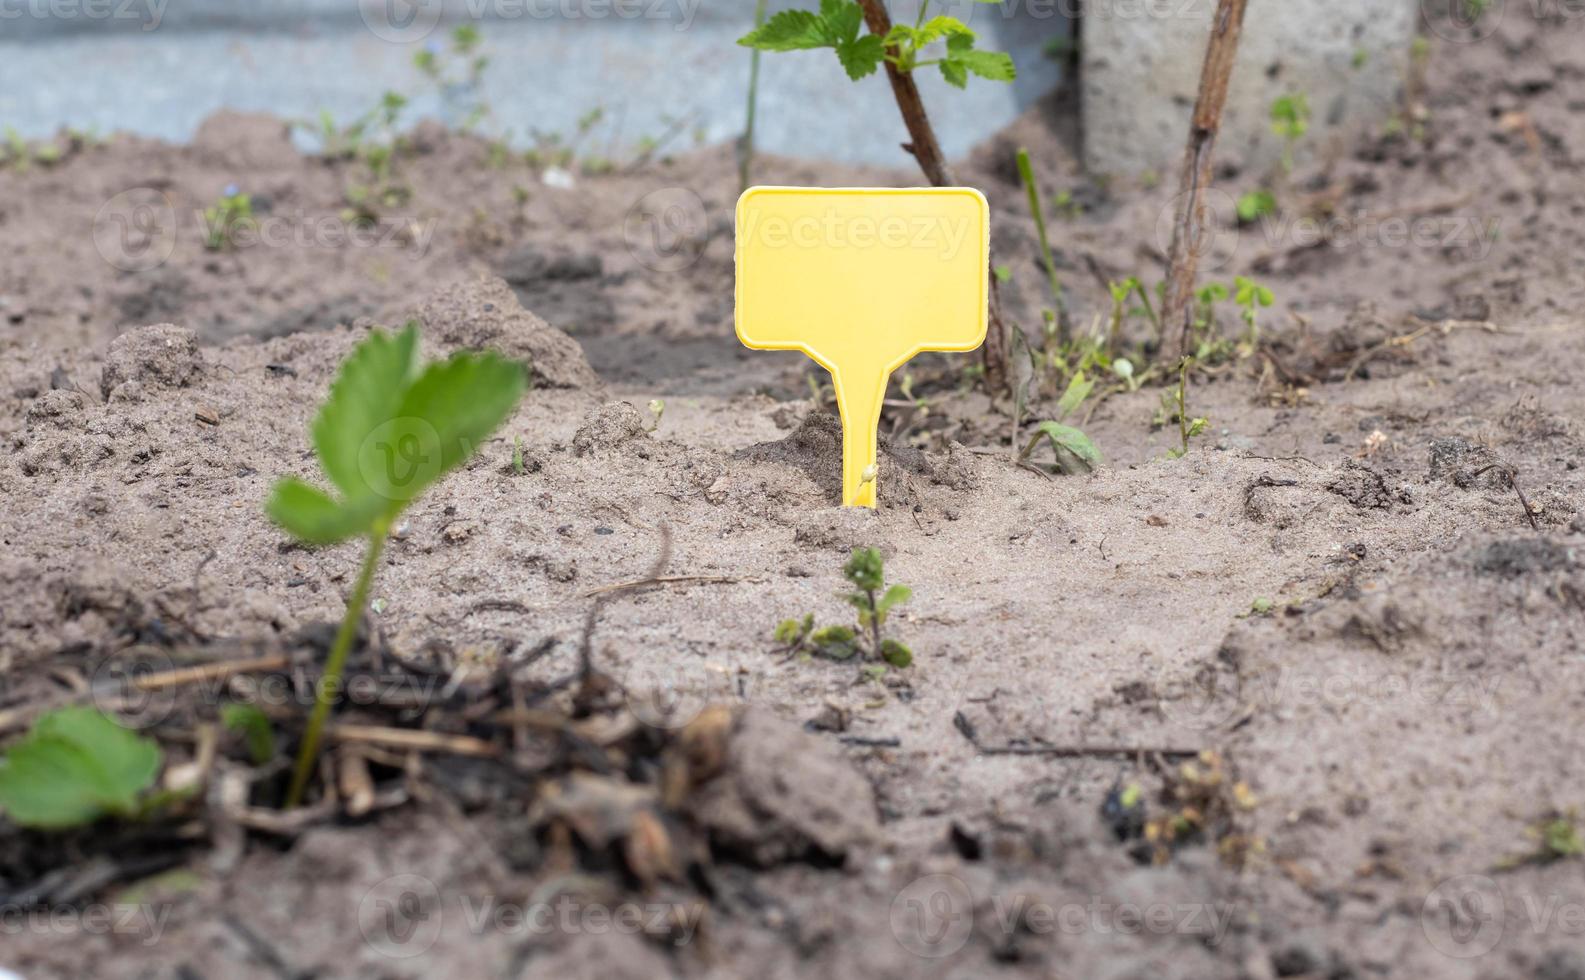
[
  {"x1": 1016, "y1": 147, "x2": 1070, "y2": 341},
  {"x1": 265, "y1": 323, "x2": 525, "y2": 806},
  {"x1": 1270, "y1": 93, "x2": 1310, "y2": 174},
  {"x1": 1236, "y1": 189, "x2": 1276, "y2": 224},
  {"x1": 415, "y1": 24, "x2": 492, "y2": 133},
  {"x1": 775, "y1": 547, "x2": 914, "y2": 667},
  {"x1": 1019, "y1": 371, "x2": 1102, "y2": 475},
  {"x1": 0, "y1": 708, "x2": 163, "y2": 829},
  {"x1": 1165, "y1": 356, "x2": 1209, "y2": 459},
  {"x1": 203, "y1": 184, "x2": 253, "y2": 251},
  {"x1": 1233, "y1": 275, "x2": 1275, "y2": 346}
]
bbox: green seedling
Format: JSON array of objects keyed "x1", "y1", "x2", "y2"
[
  {"x1": 1233, "y1": 275, "x2": 1275, "y2": 346},
  {"x1": 1236, "y1": 190, "x2": 1276, "y2": 224},
  {"x1": 221, "y1": 704, "x2": 277, "y2": 767},
  {"x1": 1106, "y1": 277, "x2": 1161, "y2": 350},
  {"x1": 1165, "y1": 356, "x2": 1209, "y2": 459},
  {"x1": 1051, "y1": 189, "x2": 1083, "y2": 220},
  {"x1": 994, "y1": 264, "x2": 1013, "y2": 283},
  {"x1": 739, "y1": 0, "x2": 1013, "y2": 87},
  {"x1": 774, "y1": 547, "x2": 914, "y2": 668},
  {"x1": 1270, "y1": 93, "x2": 1310, "y2": 174},
  {"x1": 203, "y1": 185, "x2": 254, "y2": 251},
  {"x1": 416, "y1": 25, "x2": 492, "y2": 133},
  {"x1": 1495, "y1": 810, "x2": 1583, "y2": 870},
  {"x1": 1016, "y1": 147, "x2": 1070, "y2": 341},
  {"x1": 0, "y1": 708, "x2": 162, "y2": 829},
  {"x1": 647, "y1": 398, "x2": 665, "y2": 431},
  {"x1": 1020, "y1": 371, "x2": 1101, "y2": 475},
  {"x1": 265, "y1": 323, "x2": 525, "y2": 806}
]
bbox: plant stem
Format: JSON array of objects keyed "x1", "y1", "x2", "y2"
[
  {"x1": 1177, "y1": 357, "x2": 1193, "y2": 456},
  {"x1": 737, "y1": 0, "x2": 768, "y2": 194},
  {"x1": 285, "y1": 527, "x2": 386, "y2": 808},
  {"x1": 1161, "y1": 0, "x2": 1250, "y2": 362},
  {"x1": 854, "y1": 0, "x2": 1011, "y2": 393},
  {"x1": 866, "y1": 587, "x2": 882, "y2": 657},
  {"x1": 1015, "y1": 147, "x2": 1070, "y2": 344}
]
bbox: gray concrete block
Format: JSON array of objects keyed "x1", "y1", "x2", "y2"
[
  {"x1": 0, "y1": 0, "x2": 1070, "y2": 169},
  {"x1": 1081, "y1": 0, "x2": 1416, "y2": 177}
]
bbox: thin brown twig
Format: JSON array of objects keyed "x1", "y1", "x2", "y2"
[{"x1": 1162, "y1": 0, "x2": 1251, "y2": 361}]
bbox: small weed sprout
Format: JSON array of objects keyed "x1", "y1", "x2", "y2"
[
  {"x1": 1496, "y1": 809, "x2": 1583, "y2": 869},
  {"x1": 1233, "y1": 275, "x2": 1275, "y2": 346},
  {"x1": 1020, "y1": 372, "x2": 1102, "y2": 475},
  {"x1": 1016, "y1": 147, "x2": 1070, "y2": 340},
  {"x1": 1236, "y1": 189, "x2": 1276, "y2": 224},
  {"x1": 775, "y1": 547, "x2": 914, "y2": 668},
  {"x1": 266, "y1": 323, "x2": 525, "y2": 806},
  {"x1": 647, "y1": 398, "x2": 665, "y2": 432},
  {"x1": 1166, "y1": 356, "x2": 1209, "y2": 459},
  {"x1": 416, "y1": 25, "x2": 493, "y2": 132},
  {"x1": 203, "y1": 184, "x2": 254, "y2": 251},
  {"x1": 1270, "y1": 93, "x2": 1310, "y2": 174}
]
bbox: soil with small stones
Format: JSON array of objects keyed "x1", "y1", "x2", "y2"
[{"x1": 4, "y1": 10, "x2": 1585, "y2": 980}]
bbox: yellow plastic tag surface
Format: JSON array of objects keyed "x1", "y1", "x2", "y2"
[{"x1": 735, "y1": 186, "x2": 989, "y2": 507}]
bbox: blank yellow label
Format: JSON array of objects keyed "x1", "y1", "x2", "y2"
[{"x1": 735, "y1": 186, "x2": 989, "y2": 507}]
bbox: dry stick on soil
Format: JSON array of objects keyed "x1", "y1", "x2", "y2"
[
  {"x1": 1160, "y1": 0, "x2": 1250, "y2": 362},
  {"x1": 1473, "y1": 463, "x2": 1542, "y2": 531},
  {"x1": 578, "y1": 523, "x2": 673, "y2": 697},
  {"x1": 855, "y1": 0, "x2": 1012, "y2": 393},
  {"x1": 953, "y1": 711, "x2": 1199, "y2": 759}
]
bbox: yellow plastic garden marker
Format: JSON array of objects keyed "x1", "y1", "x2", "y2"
[{"x1": 735, "y1": 186, "x2": 989, "y2": 507}]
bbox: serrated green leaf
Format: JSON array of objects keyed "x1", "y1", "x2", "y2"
[
  {"x1": 738, "y1": 8, "x2": 829, "y2": 50},
  {"x1": 916, "y1": 15, "x2": 973, "y2": 45},
  {"x1": 952, "y1": 47, "x2": 1017, "y2": 82},
  {"x1": 820, "y1": 0, "x2": 863, "y2": 44},
  {"x1": 388, "y1": 351, "x2": 526, "y2": 499},
  {"x1": 940, "y1": 58, "x2": 969, "y2": 87},
  {"x1": 0, "y1": 708, "x2": 162, "y2": 828},
  {"x1": 836, "y1": 33, "x2": 885, "y2": 79},
  {"x1": 311, "y1": 325, "x2": 419, "y2": 501},
  {"x1": 265, "y1": 477, "x2": 378, "y2": 545},
  {"x1": 877, "y1": 584, "x2": 912, "y2": 617}
]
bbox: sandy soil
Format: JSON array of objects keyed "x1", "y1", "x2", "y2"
[{"x1": 3, "y1": 7, "x2": 1585, "y2": 980}]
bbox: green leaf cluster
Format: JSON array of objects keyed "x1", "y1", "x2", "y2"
[
  {"x1": 738, "y1": 0, "x2": 1014, "y2": 88},
  {"x1": 265, "y1": 323, "x2": 526, "y2": 546},
  {"x1": 773, "y1": 548, "x2": 914, "y2": 668},
  {"x1": 1020, "y1": 372, "x2": 1102, "y2": 475},
  {"x1": 0, "y1": 709, "x2": 162, "y2": 829}
]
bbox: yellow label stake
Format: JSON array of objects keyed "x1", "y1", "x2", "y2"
[{"x1": 735, "y1": 186, "x2": 989, "y2": 507}]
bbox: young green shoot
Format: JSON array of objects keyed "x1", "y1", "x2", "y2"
[
  {"x1": 1167, "y1": 356, "x2": 1209, "y2": 459},
  {"x1": 1236, "y1": 189, "x2": 1276, "y2": 224},
  {"x1": 1020, "y1": 372, "x2": 1101, "y2": 475},
  {"x1": 1016, "y1": 147, "x2": 1070, "y2": 341},
  {"x1": 1270, "y1": 93, "x2": 1310, "y2": 174},
  {"x1": 774, "y1": 547, "x2": 914, "y2": 668},
  {"x1": 1233, "y1": 275, "x2": 1275, "y2": 346},
  {"x1": 203, "y1": 185, "x2": 254, "y2": 251},
  {"x1": 739, "y1": 0, "x2": 1014, "y2": 87},
  {"x1": 265, "y1": 323, "x2": 525, "y2": 807}
]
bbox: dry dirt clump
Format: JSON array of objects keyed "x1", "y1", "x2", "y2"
[
  {"x1": 572, "y1": 401, "x2": 650, "y2": 456},
  {"x1": 410, "y1": 273, "x2": 601, "y2": 389},
  {"x1": 687, "y1": 708, "x2": 879, "y2": 867},
  {"x1": 98, "y1": 322, "x2": 203, "y2": 399}
]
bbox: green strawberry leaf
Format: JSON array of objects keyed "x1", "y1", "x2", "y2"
[
  {"x1": 265, "y1": 477, "x2": 379, "y2": 545},
  {"x1": 311, "y1": 324, "x2": 419, "y2": 501},
  {"x1": 837, "y1": 33, "x2": 885, "y2": 79},
  {"x1": 738, "y1": 9, "x2": 829, "y2": 50},
  {"x1": 0, "y1": 708, "x2": 162, "y2": 828}
]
